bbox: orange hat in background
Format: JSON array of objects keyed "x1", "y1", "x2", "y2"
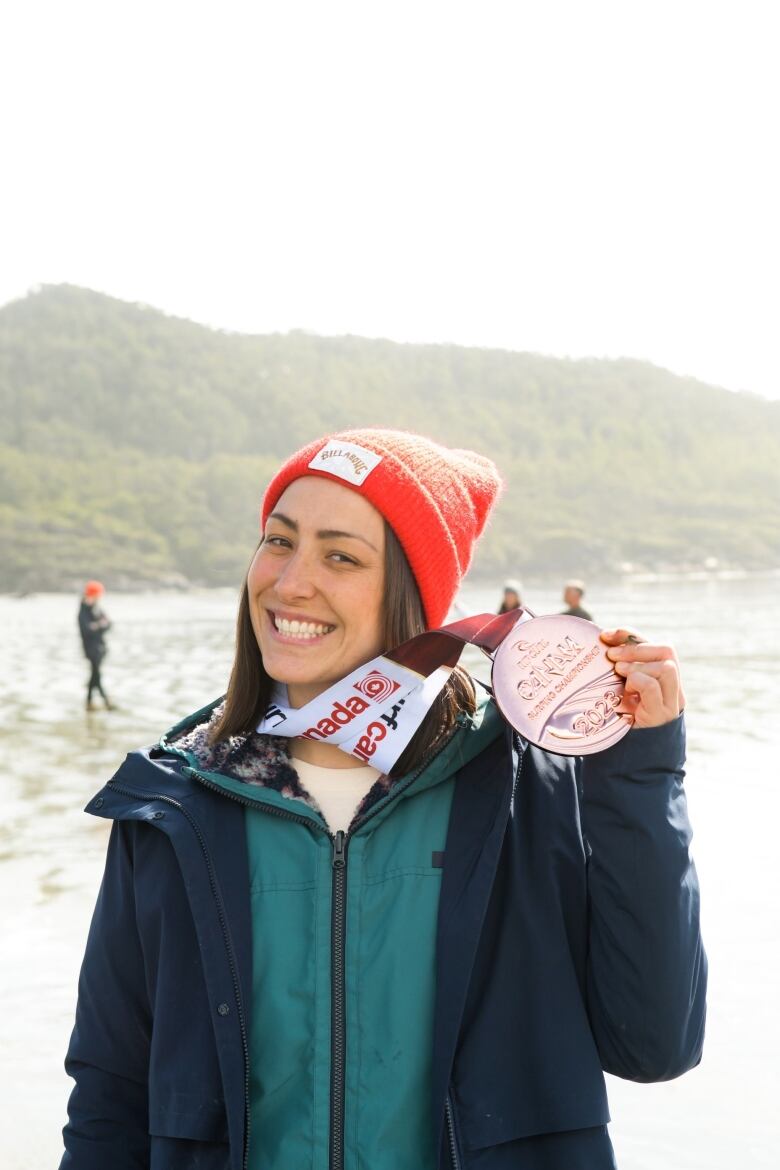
[{"x1": 84, "y1": 580, "x2": 105, "y2": 599}]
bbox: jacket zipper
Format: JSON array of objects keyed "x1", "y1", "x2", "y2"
[
  {"x1": 330, "y1": 830, "x2": 347, "y2": 1170},
  {"x1": 106, "y1": 782, "x2": 254, "y2": 1170},
  {"x1": 326, "y1": 730, "x2": 460, "y2": 1170},
  {"x1": 445, "y1": 1093, "x2": 462, "y2": 1170},
  {"x1": 511, "y1": 733, "x2": 527, "y2": 807},
  {"x1": 164, "y1": 725, "x2": 459, "y2": 1170}
]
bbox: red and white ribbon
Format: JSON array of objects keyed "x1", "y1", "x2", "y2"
[{"x1": 256, "y1": 609, "x2": 530, "y2": 773}]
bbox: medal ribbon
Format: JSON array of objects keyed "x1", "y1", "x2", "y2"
[{"x1": 256, "y1": 608, "x2": 531, "y2": 773}]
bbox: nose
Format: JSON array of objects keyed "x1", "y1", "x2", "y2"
[{"x1": 273, "y1": 548, "x2": 317, "y2": 602}]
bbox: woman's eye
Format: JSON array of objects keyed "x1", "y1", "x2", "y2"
[
  {"x1": 328, "y1": 552, "x2": 358, "y2": 565},
  {"x1": 264, "y1": 535, "x2": 292, "y2": 549}
]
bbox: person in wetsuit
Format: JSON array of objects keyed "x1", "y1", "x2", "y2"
[{"x1": 78, "y1": 580, "x2": 114, "y2": 711}]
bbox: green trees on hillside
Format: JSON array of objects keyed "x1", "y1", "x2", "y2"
[{"x1": 1, "y1": 284, "x2": 778, "y2": 591}]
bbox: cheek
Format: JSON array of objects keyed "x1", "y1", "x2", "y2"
[
  {"x1": 362, "y1": 584, "x2": 386, "y2": 646},
  {"x1": 247, "y1": 549, "x2": 273, "y2": 593},
  {"x1": 246, "y1": 558, "x2": 275, "y2": 632}
]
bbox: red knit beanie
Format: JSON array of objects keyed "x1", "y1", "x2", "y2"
[
  {"x1": 261, "y1": 429, "x2": 503, "y2": 628},
  {"x1": 84, "y1": 580, "x2": 104, "y2": 599}
]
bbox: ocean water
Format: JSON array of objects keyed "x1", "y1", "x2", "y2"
[{"x1": 1, "y1": 575, "x2": 778, "y2": 1169}]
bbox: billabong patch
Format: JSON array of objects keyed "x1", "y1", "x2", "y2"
[{"x1": 308, "y1": 440, "x2": 382, "y2": 487}]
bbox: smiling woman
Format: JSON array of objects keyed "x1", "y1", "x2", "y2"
[
  {"x1": 213, "y1": 473, "x2": 476, "y2": 779},
  {"x1": 59, "y1": 428, "x2": 706, "y2": 1170},
  {"x1": 250, "y1": 478, "x2": 388, "y2": 707}
]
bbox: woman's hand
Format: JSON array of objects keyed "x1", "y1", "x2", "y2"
[{"x1": 600, "y1": 628, "x2": 685, "y2": 729}]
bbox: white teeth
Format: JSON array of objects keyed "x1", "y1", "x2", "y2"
[{"x1": 273, "y1": 615, "x2": 333, "y2": 638}]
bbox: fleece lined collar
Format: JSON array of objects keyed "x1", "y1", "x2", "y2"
[{"x1": 158, "y1": 692, "x2": 503, "y2": 827}]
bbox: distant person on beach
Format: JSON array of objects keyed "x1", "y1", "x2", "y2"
[
  {"x1": 60, "y1": 430, "x2": 705, "y2": 1170},
  {"x1": 78, "y1": 580, "x2": 114, "y2": 711},
  {"x1": 498, "y1": 578, "x2": 522, "y2": 613},
  {"x1": 561, "y1": 579, "x2": 593, "y2": 621}
]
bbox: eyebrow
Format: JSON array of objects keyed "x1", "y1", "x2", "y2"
[{"x1": 267, "y1": 512, "x2": 379, "y2": 552}]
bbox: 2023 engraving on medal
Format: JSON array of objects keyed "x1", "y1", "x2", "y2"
[
  {"x1": 491, "y1": 615, "x2": 633, "y2": 756},
  {"x1": 571, "y1": 687, "x2": 622, "y2": 737}
]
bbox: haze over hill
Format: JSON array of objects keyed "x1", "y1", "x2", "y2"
[{"x1": 1, "y1": 285, "x2": 778, "y2": 592}]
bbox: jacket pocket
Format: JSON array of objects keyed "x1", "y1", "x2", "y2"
[
  {"x1": 454, "y1": 1096, "x2": 611, "y2": 1152},
  {"x1": 149, "y1": 1134, "x2": 230, "y2": 1170},
  {"x1": 149, "y1": 1097, "x2": 229, "y2": 1143}
]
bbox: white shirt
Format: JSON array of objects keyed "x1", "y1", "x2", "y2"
[{"x1": 292, "y1": 758, "x2": 381, "y2": 832}]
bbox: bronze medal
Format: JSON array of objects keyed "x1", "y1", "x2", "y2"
[{"x1": 491, "y1": 614, "x2": 632, "y2": 755}]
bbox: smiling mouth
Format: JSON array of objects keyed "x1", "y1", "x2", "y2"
[{"x1": 271, "y1": 613, "x2": 337, "y2": 640}]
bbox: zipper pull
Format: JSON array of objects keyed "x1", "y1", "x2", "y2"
[{"x1": 332, "y1": 830, "x2": 346, "y2": 869}]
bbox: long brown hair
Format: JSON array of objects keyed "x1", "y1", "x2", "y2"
[{"x1": 210, "y1": 522, "x2": 476, "y2": 777}]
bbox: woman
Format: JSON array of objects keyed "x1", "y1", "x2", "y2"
[{"x1": 60, "y1": 429, "x2": 706, "y2": 1170}]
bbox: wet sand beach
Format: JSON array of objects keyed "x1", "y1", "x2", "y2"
[{"x1": 1, "y1": 576, "x2": 777, "y2": 1169}]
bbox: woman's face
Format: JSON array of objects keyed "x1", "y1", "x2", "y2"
[{"x1": 248, "y1": 476, "x2": 387, "y2": 707}]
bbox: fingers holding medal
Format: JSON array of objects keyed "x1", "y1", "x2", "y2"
[{"x1": 600, "y1": 628, "x2": 685, "y2": 728}]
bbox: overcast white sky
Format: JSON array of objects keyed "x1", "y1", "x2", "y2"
[{"x1": 1, "y1": 0, "x2": 778, "y2": 398}]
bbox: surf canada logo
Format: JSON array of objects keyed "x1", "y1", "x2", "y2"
[
  {"x1": 352, "y1": 670, "x2": 401, "y2": 703},
  {"x1": 300, "y1": 672, "x2": 402, "y2": 742}
]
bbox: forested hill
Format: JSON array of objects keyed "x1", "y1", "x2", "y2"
[{"x1": 1, "y1": 283, "x2": 778, "y2": 591}]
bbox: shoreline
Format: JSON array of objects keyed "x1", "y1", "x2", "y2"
[{"x1": 4, "y1": 564, "x2": 779, "y2": 599}]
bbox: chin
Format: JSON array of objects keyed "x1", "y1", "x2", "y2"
[{"x1": 260, "y1": 650, "x2": 322, "y2": 686}]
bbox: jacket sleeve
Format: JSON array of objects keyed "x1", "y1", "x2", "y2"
[
  {"x1": 60, "y1": 821, "x2": 152, "y2": 1168},
  {"x1": 578, "y1": 714, "x2": 707, "y2": 1082}
]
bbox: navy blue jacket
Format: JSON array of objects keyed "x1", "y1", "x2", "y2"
[{"x1": 60, "y1": 714, "x2": 706, "y2": 1170}]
